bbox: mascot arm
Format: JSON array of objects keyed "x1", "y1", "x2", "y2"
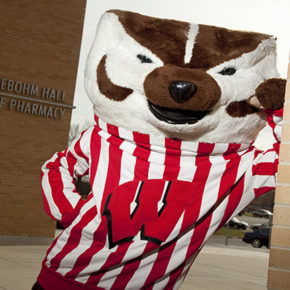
[
  {"x1": 40, "y1": 127, "x2": 93, "y2": 227},
  {"x1": 250, "y1": 78, "x2": 286, "y2": 198}
]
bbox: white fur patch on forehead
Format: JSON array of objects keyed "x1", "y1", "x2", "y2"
[{"x1": 184, "y1": 23, "x2": 199, "y2": 64}]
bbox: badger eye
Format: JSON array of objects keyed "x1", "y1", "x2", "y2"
[
  {"x1": 137, "y1": 54, "x2": 153, "y2": 63},
  {"x1": 219, "y1": 67, "x2": 236, "y2": 75}
]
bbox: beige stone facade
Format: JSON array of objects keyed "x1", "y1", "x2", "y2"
[
  {"x1": 0, "y1": 0, "x2": 86, "y2": 237},
  {"x1": 268, "y1": 56, "x2": 290, "y2": 289}
]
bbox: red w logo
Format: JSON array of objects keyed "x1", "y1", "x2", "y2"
[{"x1": 103, "y1": 179, "x2": 201, "y2": 249}]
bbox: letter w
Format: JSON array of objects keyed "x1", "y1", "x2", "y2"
[{"x1": 103, "y1": 179, "x2": 195, "y2": 249}]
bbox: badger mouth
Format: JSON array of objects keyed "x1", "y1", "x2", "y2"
[{"x1": 148, "y1": 101, "x2": 210, "y2": 125}]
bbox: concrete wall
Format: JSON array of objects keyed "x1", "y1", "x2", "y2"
[
  {"x1": 0, "y1": 0, "x2": 86, "y2": 237},
  {"x1": 268, "y1": 56, "x2": 290, "y2": 289}
]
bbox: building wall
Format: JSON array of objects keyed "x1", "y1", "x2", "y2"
[
  {"x1": 0, "y1": 0, "x2": 86, "y2": 237},
  {"x1": 268, "y1": 56, "x2": 290, "y2": 289}
]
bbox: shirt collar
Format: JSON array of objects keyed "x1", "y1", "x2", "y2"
[{"x1": 94, "y1": 115, "x2": 252, "y2": 159}]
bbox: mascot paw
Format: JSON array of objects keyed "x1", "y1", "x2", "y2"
[{"x1": 250, "y1": 78, "x2": 286, "y2": 110}]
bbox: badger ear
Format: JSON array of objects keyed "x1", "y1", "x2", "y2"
[{"x1": 254, "y1": 78, "x2": 286, "y2": 110}]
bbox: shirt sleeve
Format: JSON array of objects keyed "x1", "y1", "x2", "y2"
[
  {"x1": 40, "y1": 126, "x2": 93, "y2": 227},
  {"x1": 252, "y1": 108, "x2": 283, "y2": 198}
]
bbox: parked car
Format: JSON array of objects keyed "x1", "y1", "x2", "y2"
[
  {"x1": 252, "y1": 209, "x2": 273, "y2": 218},
  {"x1": 250, "y1": 222, "x2": 271, "y2": 232},
  {"x1": 227, "y1": 217, "x2": 249, "y2": 230},
  {"x1": 242, "y1": 228, "x2": 271, "y2": 248}
]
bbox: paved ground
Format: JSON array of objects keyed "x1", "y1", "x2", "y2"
[
  {"x1": 181, "y1": 244, "x2": 269, "y2": 290},
  {"x1": 0, "y1": 235, "x2": 269, "y2": 290},
  {"x1": 0, "y1": 244, "x2": 46, "y2": 290}
]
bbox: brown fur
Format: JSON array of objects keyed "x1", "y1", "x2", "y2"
[
  {"x1": 188, "y1": 25, "x2": 269, "y2": 69},
  {"x1": 144, "y1": 65, "x2": 221, "y2": 111},
  {"x1": 255, "y1": 78, "x2": 286, "y2": 110},
  {"x1": 97, "y1": 55, "x2": 133, "y2": 101},
  {"x1": 226, "y1": 100, "x2": 261, "y2": 117},
  {"x1": 109, "y1": 9, "x2": 189, "y2": 66},
  {"x1": 110, "y1": 10, "x2": 270, "y2": 69}
]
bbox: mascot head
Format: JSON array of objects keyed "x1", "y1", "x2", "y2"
[{"x1": 85, "y1": 10, "x2": 284, "y2": 143}]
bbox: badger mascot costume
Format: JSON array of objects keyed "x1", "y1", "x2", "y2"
[{"x1": 33, "y1": 10, "x2": 286, "y2": 290}]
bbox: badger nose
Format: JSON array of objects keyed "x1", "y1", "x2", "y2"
[{"x1": 168, "y1": 81, "x2": 197, "y2": 103}]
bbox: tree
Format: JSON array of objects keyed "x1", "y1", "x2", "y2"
[{"x1": 68, "y1": 121, "x2": 93, "y2": 145}]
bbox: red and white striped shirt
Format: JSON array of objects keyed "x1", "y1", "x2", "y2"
[{"x1": 38, "y1": 109, "x2": 282, "y2": 290}]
